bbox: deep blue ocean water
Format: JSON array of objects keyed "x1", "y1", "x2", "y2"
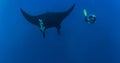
[{"x1": 0, "y1": 0, "x2": 120, "y2": 63}]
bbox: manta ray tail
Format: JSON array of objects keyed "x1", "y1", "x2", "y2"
[{"x1": 55, "y1": 3, "x2": 75, "y2": 36}]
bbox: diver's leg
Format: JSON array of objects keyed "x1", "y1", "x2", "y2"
[{"x1": 56, "y1": 25, "x2": 61, "y2": 35}]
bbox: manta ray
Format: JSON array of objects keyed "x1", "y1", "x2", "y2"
[{"x1": 20, "y1": 4, "x2": 75, "y2": 38}]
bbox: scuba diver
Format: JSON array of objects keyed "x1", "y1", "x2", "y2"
[{"x1": 83, "y1": 9, "x2": 96, "y2": 24}]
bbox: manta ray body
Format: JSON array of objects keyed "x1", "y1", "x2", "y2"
[{"x1": 20, "y1": 4, "x2": 75, "y2": 38}]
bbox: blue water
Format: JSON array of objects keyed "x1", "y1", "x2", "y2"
[{"x1": 0, "y1": 0, "x2": 120, "y2": 63}]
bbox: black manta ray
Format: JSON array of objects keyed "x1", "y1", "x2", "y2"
[{"x1": 20, "y1": 4, "x2": 75, "y2": 38}]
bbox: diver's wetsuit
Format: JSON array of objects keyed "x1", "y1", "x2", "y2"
[{"x1": 85, "y1": 15, "x2": 96, "y2": 24}]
